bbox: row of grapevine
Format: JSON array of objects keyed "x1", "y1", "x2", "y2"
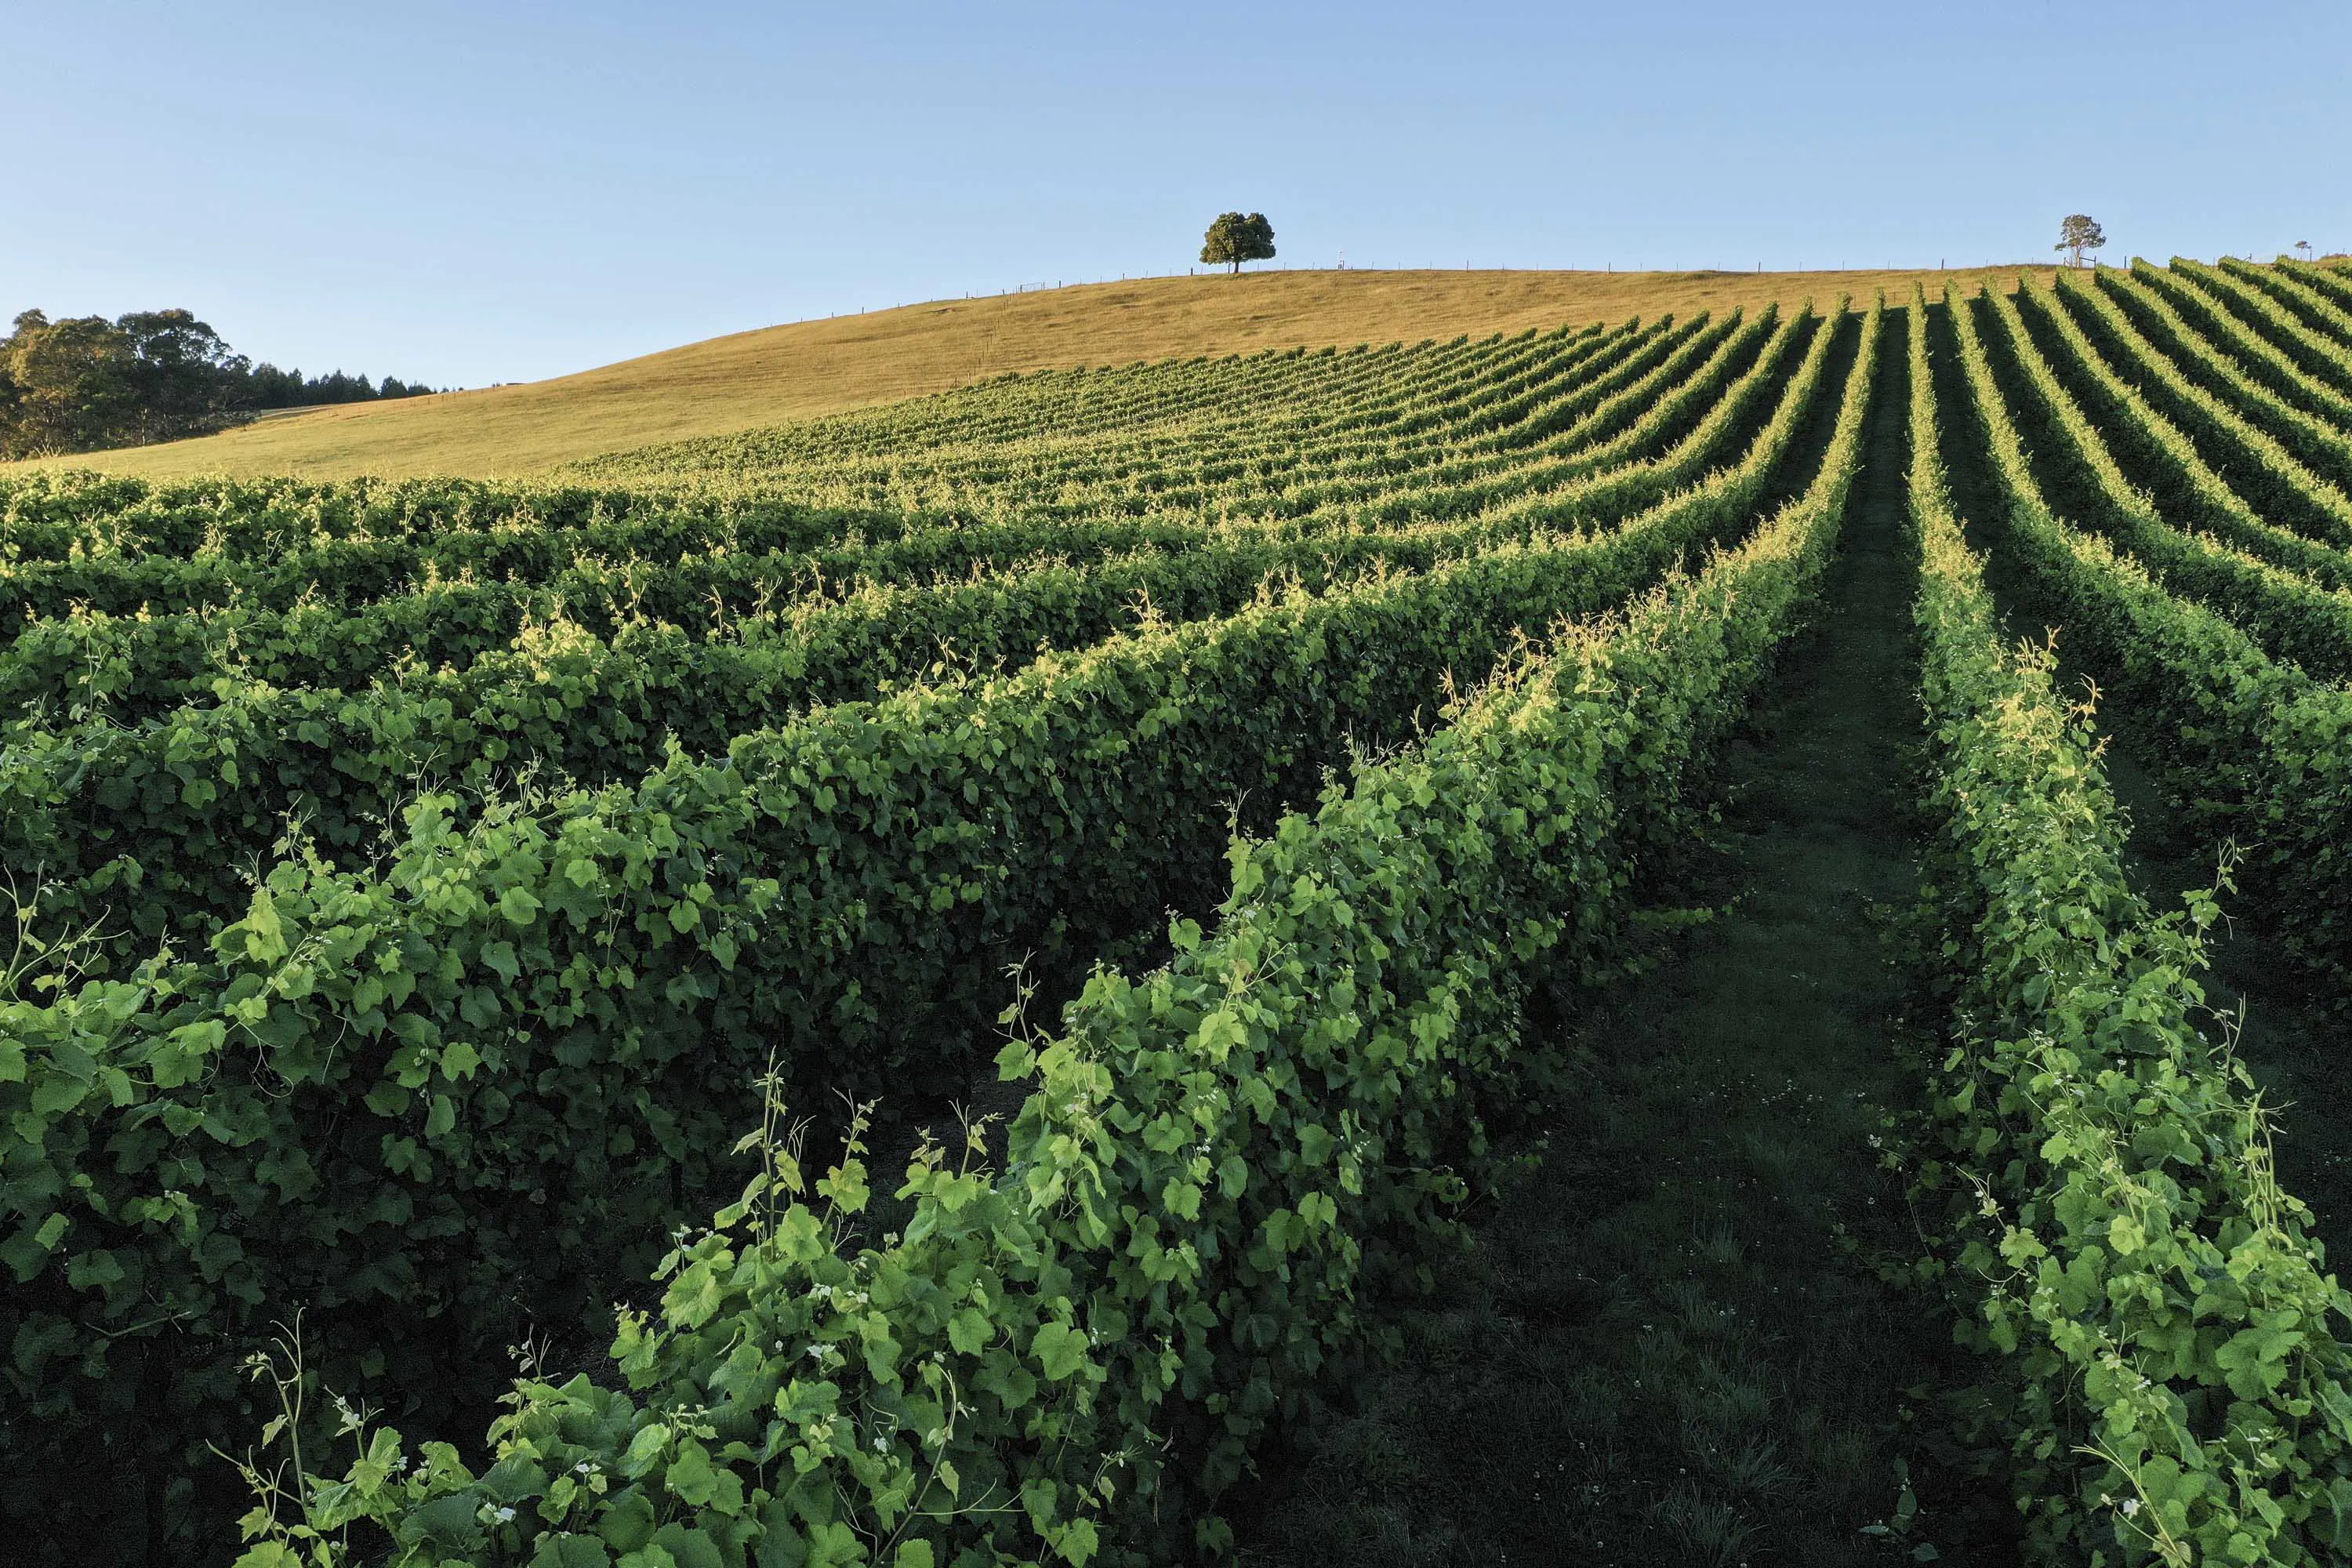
[
  {"x1": 678, "y1": 312, "x2": 1757, "y2": 531},
  {"x1": 2176, "y1": 258, "x2": 2352, "y2": 408},
  {"x1": 1907, "y1": 285, "x2": 2352, "y2": 1565},
  {"x1": 0, "y1": 315, "x2": 1718, "y2": 702},
  {"x1": 706, "y1": 331, "x2": 1512, "y2": 457},
  {"x1": 0, "y1": 328, "x2": 1556, "y2": 563},
  {"x1": 209, "y1": 296, "x2": 1884, "y2": 1568},
  {"x1": 2054, "y1": 271, "x2": 2352, "y2": 549},
  {"x1": 2036, "y1": 282, "x2": 2352, "y2": 594},
  {"x1": 0, "y1": 314, "x2": 1719, "y2": 710},
  {"x1": 2234, "y1": 257, "x2": 2352, "y2": 348},
  {"x1": 1950, "y1": 267, "x2": 2352, "y2": 1014},
  {"x1": 832, "y1": 320, "x2": 1652, "y2": 509},
  {"x1": 0, "y1": 309, "x2": 1763, "y2": 706},
  {"x1": 569, "y1": 316, "x2": 1733, "y2": 501},
  {"x1": 1969, "y1": 281, "x2": 2352, "y2": 681},
  {"x1": 564, "y1": 323, "x2": 1621, "y2": 479},
  {"x1": 0, "y1": 326, "x2": 1624, "y2": 575},
  {"x1": 1958, "y1": 264, "x2": 2352, "y2": 1056},
  {"x1": 602, "y1": 320, "x2": 1648, "y2": 511},
  {"x1": 1, "y1": 300, "x2": 1863, "y2": 1559},
  {"x1": 6, "y1": 304, "x2": 1841, "y2": 954},
  {"x1": 2093, "y1": 267, "x2": 2352, "y2": 499},
  {"x1": 0, "y1": 495, "x2": 1731, "y2": 722},
  {"x1": 2053, "y1": 276, "x2": 2352, "y2": 574}
]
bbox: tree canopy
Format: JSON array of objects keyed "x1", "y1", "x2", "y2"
[
  {"x1": 0, "y1": 307, "x2": 440, "y2": 459},
  {"x1": 2054, "y1": 214, "x2": 2107, "y2": 268},
  {"x1": 1200, "y1": 212, "x2": 1276, "y2": 274}
]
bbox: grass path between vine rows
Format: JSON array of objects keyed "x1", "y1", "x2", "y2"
[
  {"x1": 1234, "y1": 312, "x2": 2019, "y2": 1566},
  {"x1": 1921, "y1": 299, "x2": 2352, "y2": 1271}
]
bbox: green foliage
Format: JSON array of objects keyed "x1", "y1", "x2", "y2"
[
  {"x1": 0, "y1": 307, "x2": 433, "y2": 460},
  {"x1": 2056, "y1": 214, "x2": 2107, "y2": 269},
  {"x1": 1922, "y1": 280, "x2": 2352, "y2": 1563},
  {"x1": 2045, "y1": 273, "x2": 2352, "y2": 588},
  {"x1": 1947, "y1": 274, "x2": 2352, "y2": 993},
  {"x1": 223, "y1": 296, "x2": 1878, "y2": 1567},
  {"x1": 2058, "y1": 267, "x2": 2352, "y2": 550},
  {"x1": 41, "y1": 256, "x2": 2352, "y2": 1565},
  {"x1": 2, "y1": 306, "x2": 1823, "y2": 957},
  {"x1": 2118, "y1": 261, "x2": 2352, "y2": 463},
  {"x1": 579, "y1": 313, "x2": 1730, "y2": 509},
  {"x1": 2175, "y1": 259, "x2": 2352, "y2": 430},
  {"x1": 0, "y1": 314, "x2": 1754, "y2": 724},
  {"x1": 0, "y1": 299, "x2": 1856, "y2": 1561},
  {"x1": 1985, "y1": 278, "x2": 2352, "y2": 673},
  {"x1": 1198, "y1": 213, "x2": 1276, "y2": 274}
]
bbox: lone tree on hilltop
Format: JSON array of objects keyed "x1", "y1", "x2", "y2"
[
  {"x1": 2055, "y1": 213, "x2": 2107, "y2": 268},
  {"x1": 1201, "y1": 212, "x2": 1276, "y2": 274}
]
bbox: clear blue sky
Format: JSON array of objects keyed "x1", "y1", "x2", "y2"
[{"x1": 9, "y1": 1, "x2": 2347, "y2": 389}]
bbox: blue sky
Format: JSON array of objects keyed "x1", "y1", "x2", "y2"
[{"x1": 8, "y1": 2, "x2": 2347, "y2": 388}]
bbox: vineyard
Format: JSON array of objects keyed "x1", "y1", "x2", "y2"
[{"x1": 10, "y1": 261, "x2": 2352, "y2": 1566}]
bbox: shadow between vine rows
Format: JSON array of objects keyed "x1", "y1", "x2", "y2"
[
  {"x1": 1230, "y1": 311, "x2": 2020, "y2": 1566},
  {"x1": 1922, "y1": 295, "x2": 2352, "y2": 1267}
]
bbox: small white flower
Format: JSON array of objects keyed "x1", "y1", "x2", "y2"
[
  {"x1": 574, "y1": 1460, "x2": 595, "y2": 1475},
  {"x1": 495, "y1": 1506, "x2": 517, "y2": 1524},
  {"x1": 873, "y1": 1436, "x2": 889, "y2": 1452},
  {"x1": 2121, "y1": 1497, "x2": 2141, "y2": 1517}
]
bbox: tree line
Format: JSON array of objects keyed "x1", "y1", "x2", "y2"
[{"x1": 0, "y1": 307, "x2": 444, "y2": 459}]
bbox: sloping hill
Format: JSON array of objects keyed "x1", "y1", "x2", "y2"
[{"x1": 13, "y1": 266, "x2": 2039, "y2": 480}]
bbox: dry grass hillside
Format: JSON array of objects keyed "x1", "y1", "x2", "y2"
[{"x1": 16, "y1": 265, "x2": 2046, "y2": 480}]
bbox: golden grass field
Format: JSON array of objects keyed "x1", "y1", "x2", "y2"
[{"x1": 13, "y1": 266, "x2": 2051, "y2": 481}]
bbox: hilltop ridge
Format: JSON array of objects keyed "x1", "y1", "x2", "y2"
[{"x1": 13, "y1": 265, "x2": 2042, "y2": 480}]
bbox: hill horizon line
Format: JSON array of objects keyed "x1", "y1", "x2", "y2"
[{"x1": 13, "y1": 262, "x2": 2085, "y2": 481}]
